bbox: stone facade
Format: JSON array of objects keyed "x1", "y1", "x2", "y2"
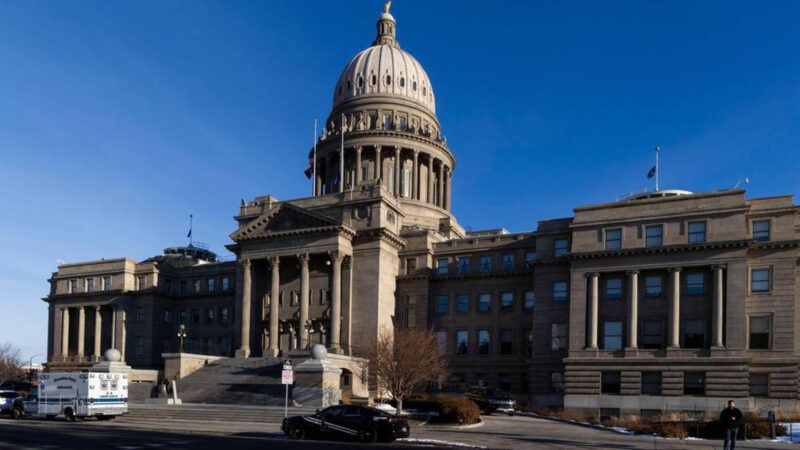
[{"x1": 42, "y1": 5, "x2": 800, "y2": 415}]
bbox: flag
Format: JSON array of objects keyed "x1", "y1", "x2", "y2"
[
  {"x1": 647, "y1": 166, "x2": 656, "y2": 179},
  {"x1": 304, "y1": 156, "x2": 313, "y2": 179},
  {"x1": 187, "y1": 228, "x2": 192, "y2": 238}
]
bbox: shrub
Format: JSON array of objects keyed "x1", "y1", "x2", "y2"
[{"x1": 435, "y1": 396, "x2": 480, "y2": 424}]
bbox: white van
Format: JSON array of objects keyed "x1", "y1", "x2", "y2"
[{"x1": 35, "y1": 372, "x2": 128, "y2": 421}]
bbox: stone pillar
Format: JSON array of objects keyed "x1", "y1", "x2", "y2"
[
  {"x1": 437, "y1": 163, "x2": 444, "y2": 207},
  {"x1": 111, "y1": 307, "x2": 116, "y2": 350},
  {"x1": 412, "y1": 150, "x2": 419, "y2": 200},
  {"x1": 428, "y1": 157, "x2": 435, "y2": 204},
  {"x1": 299, "y1": 253, "x2": 310, "y2": 350},
  {"x1": 445, "y1": 167, "x2": 452, "y2": 210},
  {"x1": 712, "y1": 265, "x2": 725, "y2": 348},
  {"x1": 120, "y1": 310, "x2": 127, "y2": 361},
  {"x1": 77, "y1": 306, "x2": 86, "y2": 358},
  {"x1": 93, "y1": 306, "x2": 102, "y2": 359},
  {"x1": 374, "y1": 145, "x2": 382, "y2": 183},
  {"x1": 394, "y1": 147, "x2": 401, "y2": 196},
  {"x1": 627, "y1": 270, "x2": 639, "y2": 349},
  {"x1": 339, "y1": 147, "x2": 345, "y2": 193},
  {"x1": 61, "y1": 307, "x2": 70, "y2": 359},
  {"x1": 236, "y1": 259, "x2": 252, "y2": 357},
  {"x1": 269, "y1": 255, "x2": 281, "y2": 357},
  {"x1": 587, "y1": 273, "x2": 599, "y2": 349},
  {"x1": 668, "y1": 268, "x2": 681, "y2": 349},
  {"x1": 355, "y1": 146, "x2": 362, "y2": 185},
  {"x1": 330, "y1": 251, "x2": 344, "y2": 352}
]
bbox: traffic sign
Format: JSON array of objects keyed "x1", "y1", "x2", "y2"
[{"x1": 281, "y1": 369, "x2": 294, "y2": 385}]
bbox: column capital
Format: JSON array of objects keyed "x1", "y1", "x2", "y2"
[
  {"x1": 626, "y1": 269, "x2": 640, "y2": 276},
  {"x1": 413, "y1": 148, "x2": 419, "y2": 155},
  {"x1": 355, "y1": 145, "x2": 362, "y2": 152},
  {"x1": 268, "y1": 255, "x2": 280, "y2": 267},
  {"x1": 239, "y1": 258, "x2": 252, "y2": 270},
  {"x1": 711, "y1": 264, "x2": 727, "y2": 271},
  {"x1": 94, "y1": 305, "x2": 102, "y2": 311},
  {"x1": 584, "y1": 271, "x2": 599, "y2": 279},
  {"x1": 297, "y1": 253, "x2": 310, "y2": 265},
  {"x1": 328, "y1": 250, "x2": 346, "y2": 263},
  {"x1": 668, "y1": 267, "x2": 682, "y2": 273},
  {"x1": 375, "y1": 144, "x2": 382, "y2": 151},
  {"x1": 394, "y1": 146, "x2": 401, "y2": 154}
]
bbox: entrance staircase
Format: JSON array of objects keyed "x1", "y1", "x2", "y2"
[{"x1": 175, "y1": 357, "x2": 291, "y2": 405}]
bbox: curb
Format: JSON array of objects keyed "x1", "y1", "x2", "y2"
[{"x1": 419, "y1": 417, "x2": 484, "y2": 430}]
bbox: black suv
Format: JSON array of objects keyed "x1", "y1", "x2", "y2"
[
  {"x1": 465, "y1": 386, "x2": 516, "y2": 415},
  {"x1": 282, "y1": 405, "x2": 410, "y2": 443}
]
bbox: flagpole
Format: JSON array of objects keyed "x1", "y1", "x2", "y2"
[
  {"x1": 312, "y1": 119, "x2": 317, "y2": 196},
  {"x1": 188, "y1": 214, "x2": 193, "y2": 246},
  {"x1": 655, "y1": 146, "x2": 660, "y2": 191}
]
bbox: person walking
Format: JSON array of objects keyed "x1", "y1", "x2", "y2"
[{"x1": 720, "y1": 400, "x2": 743, "y2": 450}]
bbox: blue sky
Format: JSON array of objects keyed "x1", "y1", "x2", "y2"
[{"x1": 1, "y1": 1, "x2": 798, "y2": 362}]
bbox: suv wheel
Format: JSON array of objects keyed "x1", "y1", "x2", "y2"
[
  {"x1": 287, "y1": 422, "x2": 306, "y2": 440},
  {"x1": 11, "y1": 406, "x2": 23, "y2": 420},
  {"x1": 357, "y1": 426, "x2": 377, "y2": 443}
]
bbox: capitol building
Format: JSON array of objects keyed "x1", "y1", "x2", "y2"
[{"x1": 44, "y1": 5, "x2": 800, "y2": 415}]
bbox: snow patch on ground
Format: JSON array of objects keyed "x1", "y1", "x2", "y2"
[
  {"x1": 772, "y1": 422, "x2": 800, "y2": 444},
  {"x1": 398, "y1": 438, "x2": 487, "y2": 449}
]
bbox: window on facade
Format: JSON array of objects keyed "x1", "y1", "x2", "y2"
[
  {"x1": 645, "y1": 225, "x2": 663, "y2": 247},
  {"x1": 524, "y1": 291, "x2": 535, "y2": 311},
  {"x1": 457, "y1": 294, "x2": 470, "y2": 313},
  {"x1": 458, "y1": 256, "x2": 471, "y2": 275},
  {"x1": 220, "y1": 307, "x2": 230, "y2": 323},
  {"x1": 436, "y1": 295, "x2": 448, "y2": 314},
  {"x1": 478, "y1": 293, "x2": 491, "y2": 312},
  {"x1": 749, "y1": 316, "x2": 770, "y2": 350},
  {"x1": 686, "y1": 273, "x2": 705, "y2": 296},
  {"x1": 605, "y1": 228, "x2": 622, "y2": 250},
  {"x1": 193, "y1": 280, "x2": 201, "y2": 293},
  {"x1": 553, "y1": 239, "x2": 568, "y2": 257},
  {"x1": 383, "y1": 114, "x2": 391, "y2": 130},
  {"x1": 500, "y1": 329, "x2": 513, "y2": 354},
  {"x1": 69, "y1": 279, "x2": 77, "y2": 293},
  {"x1": 551, "y1": 323, "x2": 567, "y2": 350},
  {"x1": 456, "y1": 330, "x2": 468, "y2": 355},
  {"x1": 500, "y1": 292, "x2": 514, "y2": 311},
  {"x1": 688, "y1": 221, "x2": 706, "y2": 243},
  {"x1": 553, "y1": 281, "x2": 568, "y2": 301},
  {"x1": 404, "y1": 257, "x2": 417, "y2": 275},
  {"x1": 221, "y1": 277, "x2": 230, "y2": 292},
  {"x1": 478, "y1": 330, "x2": 490, "y2": 355},
  {"x1": 137, "y1": 275, "x2": 146, "y2": 290},
  {"x1": 179, "y1": 310, "x2": 187, "y2": 325},
  {"x1": 550, "y1": 372, "x2": 565, "y2": 392},
  {"x1": 641, "y1": 320, "x2": 664, "y2": 349},
  {"x1": 163, "y1": 310, "x2": 172, "y2": 323},
  {"x1": 523, "y1": 328, "x2": 533, "y2": 356},
  {"x1": 684, "y1": 372, "x2": 705, "y2": 395},
  {"x1": 645, "y1": 275, "x2": 663, "y2": 298},
  {"x1": 136, "y1": 307, "x2": 145, "y2": 322},
  {"x1": 405, "y1": 308, "x2": 416, "y2": 328},
  {"x1": 525, "y1": 251, "x2": 536, "y2": 263},
  {"x1": 479, "y1": 255, "x2": 492, "y2": 273},
  {"x1": 502, "y1": 253, "x2": 514, "y2": 270},
  {"x1": 207, "y1": 278, "x2": 215, "y2": 293},
  {"x1": 641, "y1": 372, "x2": 662, "y2": 395},
  {"x1": 751, "y1": 268, "x2": 770, "y2": 293},
  {"x1": 165, "y1": 279, "x2": 172, "y2": 294},
  {"x1": 752, "y1": 220, "x2": 770, "y2": 241},
  {"x1": 750, "y1": 373, "x2": 769, "y2": 396},
  {"x1": 603, "y1": 321, "x2": 623, "y2": 350},
  {"x1": 192, "y1": 309, "x2": 200, "y2": 324},
  {"x1": 86, "y1": 278, "x2": 95, "y2": 293},
  {"x1": 398, "y1": 116, "x2": 407, "y2": 131},
  {"x1": 683, "y1": 319, "x2": 705, "y2": 348},
  {"x1": 206, "y1": 308, "x2": 214, "y2": 323},
  {"x1": 161, "y1": 337, "x2": 169, "y2": 354},
  {"x1": 601, "y1": 372, "x2": 621, "y2": 394},
  {"x1": 605, "y1": 278, "x2": 623, "y2": 300},
  {"x1": 436, "y1": 258, "x2": 449, "y2": 275},
  {"x1": 498, "y1": 374, "x2": 512, "y2": 392},
  {"x1": 135, "y1": 336, "x2": 144, "y2": 357},
  {"x1": 399, "y1": 77, "x2": 405, "y2": 88},
  {"x1": 180, "y1": 280, "x2": 187, "y2": 294},
  {"x1": 433, "y1": 331, "x2": 447, "y2": 353}
]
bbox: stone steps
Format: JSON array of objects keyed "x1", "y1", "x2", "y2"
[{"x1": 174, "y1": 357, "x2": 291, "y2": 405}]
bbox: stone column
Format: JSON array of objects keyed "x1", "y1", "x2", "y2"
[
  {"x1": 668, "y1": 268, "x2": 681, "y2": 349},
  {"x1": 330, "y1": 251, "x2": 344, "y2": 352},
  {"x1": 339, "y1": 147, "x2": 345, "y2": 193},
  {"x1": 428, "y1": 157, "x2": 435, "y2": 203},
  {"x1": 587, "y1": 273, "x2": 599, "y2": 349},
  {"x1": 374, "y1": 145, "x2": 382, "y2": 183},
  {"x1": 236, "y1": 259, "x2": 252, "y2": 357},
  {"x1": 627, "y1": 270, "x2": 639, "y2": 349},
  {"x1": 712, "y1": 265, "x2": 725, "y2": 348},
  {"x1": 269, "y1": 255, "x2": 281, "y2": 357},
  {"x1": 111, "y1": 307, "x2": 116, "y2": 350},
  {"x1": 394, "y1": 146, "x2": 401, "y2": 196},
  {"x1": 355, "y1": 146, "x2": 362, "y2": 185},
  {"x1": 120, "y1": 310, "x2": 127, "y2": 361},
  {"x1": 93, "y1": 306, "x2": 102, "y2": 359},
  {"x1": 61, "y1": 307, "x2": 70, "y2": 359},
  {"x1": 412, "y1": 150, "x2": 419, "y2": 200},
  {"x1": 299, "y1": 253, "x2": 310, "y2": 350},
  {"x1": 445, "y1": 167, "x2": 452, "y2": 210},
  {"x1": 77, "y1": 306, "x2": 86, "y2": 358},
  {"x1": 437, "y1": 163, "x2": 444, "y2": 207}
]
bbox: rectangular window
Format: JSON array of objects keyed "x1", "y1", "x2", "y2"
[
  {"x1": 219, "y1": 307, "x2": 230, "y2": 323},
  {"x1": 749, "y1": 373, "x2": 769, "y2": 396},
  {"x1": 436, "y1": 258, "x2": 449, "y2": 275},
  {"x1": 683, "y1": 319, "x2": 705, "y2": 348},
  {"x1": 688, "y1": 221, "x2": 706, "y2": 243},
  {"x1": 135, "y1": 336, "x2": 144, "y2": 357},
  {"x1": 684, "y1": 372, "x2": 705, "y2": 395},
  {"x1": 86, "y1": 278, "x2": 95, "y2": 293},
  {"x1": 601, "y1": 372, "x2": 621, "y2": 394},
  {"x1": 524, "y1": 291, "x2": 535, "y2": 311},
  {"x1": 435, "y1": 331, "x2": 447, "y2": 353},
  {"x1": 605, "y1": 228, "x2": 622, "y2": 250},
  {"x1": 550, "y1": 372, "x2": 564, "y2": 393},
  {"x1": 192, "y1": 309, "x2": 200, "y2": 324},
  {"x1": 603, "y1": 321, "x2": 623, "y2": 350},
  {"x1": 194, "y1": 280, "x2": 201, "y2": 293},
  {"x1": 221, "y1": 277, "x2": 230, "y2": 292},
  {"x1": 500, "y1": 292, "x2": 514, "y2": 311},
  {"x1": 179, "y1": 310, "x2": 187, "y2": 325},
  {"x1": 69, "y1": 279, "x2": 78, "y2": 293},
  {"x1": 136, "y1": 307, "x2": 145, "y2": 322},
  {"x1": 500, "y1": 329, "x2": 513, "y2": 355},
  {"x1": 180, "y1": 280, "x2": 187, "y2": 294},
  {"x1": 436, "y1": 295, "x2": 448, "y2": 314},
  {"x1": 641, "y1": 320, "x2": 664, "y2": 349},
  {"x1": 523, "y1": 329, "x2": 533, "y2": 356},
  {"x1": 552, "y1": 281, "x2": 568, "y2": 301},
  {"x1": 551, "y1": 323, "x2": 567, "y2": 350},
  {"x1": 206, "y1": 308, "x2": 214, "y2": 323},
  {"x1": 137, "y1": 275, "x2": 146, "y2": 290},
  {"x1": 605, "y1": 278, "x2": 623, "y2": 300},
  {"x1": 207, "y1": 278, "x2": 215, "y2": 292},
  {"x1": 645, "y1": 225, "x2": 663, "y2": 247},
  {"x1": 553, "y1": 239, "x2": 568, "y2": 258},
  {"x1": 163, "y1": 310, "x2": 172, "y2": 323},
  {"x1": 525, "y1": 251, "x2": 536, "y2": 263},
  {"x1": 641, "y1": 372, "x2": 662, "y2": 395},
  {"x1": 102, "y1": 275, "x2": 112, "y2": 291},
  {"x1": 501, "y1": 253, "x2": 514, "y2": 270},
  {"x1": 161, "y1": 337, "x2": 169, "y2": 354},
  {"x1": 478, "y1": 330, "x2": 490, "y2": 355},
  {"x1": 752, "y1": 220, "x2": 770, "y2": 241},
  {"x1": 478, "y1": 293, "x2": 491, "y2": 312},
  {"x1": 404, "y1": 257, "x2": 417, "y2": 275},
  {"x1": 645, "y1": 275, "x2": 663, "y2": 298},
  {"x1": 405, "y1": 308, "x2": 416, "y2": 328},
  {"x1": 458, "y1": 256, "x2": 471, "y2": 275},
  {"x1": 398, "y1": 116, "x2": 407, "y2": 131},
  {"x1": 457, "y1": 294, "x2": 470, "y2": 313},
  {"x1": 456, "y1": 330, "x2": 468, "y2": 355},
  {"x1": 686, "y1": 273, "x2": 704, "y2": 296},
  {"x1": 479, "y1": 255, "x2": 492, "y2": 273},
  {"x1": 751, "y1": 268, "x2": 770, "y2": 293},
  {"x1": 749, "y1": 316, "x2": 770, "y2": 350},
  {"x1": 383, "y1": 114, "x2": 392, "y2": 130}
]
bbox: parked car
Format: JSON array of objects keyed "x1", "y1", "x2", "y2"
[
  {"x1": 0, "y1": 390, "x2": 19, "y2": 415},
  {"x1": 282, "y1": 405, "x2": 410, "y2": 443},
  {"x1": 10, "y1": 390, "x2": 38, "y2": 420},
  {"x1": 0, "y1": 381, "x2": 35, "y2": 397},
  {"x1": 465, "y1": 386, "x2": 516, "y2": 415}
]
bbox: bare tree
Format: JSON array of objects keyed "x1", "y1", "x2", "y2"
[
  {"x1": 0, "y1": 342, "x2": 23, "y2": 384},
  {"x1": 360, "y1": 327, "x2": 447, "y2": 414}
]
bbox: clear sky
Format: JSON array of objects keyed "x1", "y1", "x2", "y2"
[{"x1": 1, "y1": 1, "x2": 798, "y2": 363}]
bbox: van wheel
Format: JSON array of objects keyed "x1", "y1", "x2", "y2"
[
  {"x1": 11, "y1": 406, "x2": 24, "y2": 420},
  {"x1": 64, "y1": 408, "x2": 76, "y2": 422}
]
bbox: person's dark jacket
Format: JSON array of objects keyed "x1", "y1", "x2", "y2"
[{"x1": 720, "y1": 407, "x2": 743, "y2": 429}]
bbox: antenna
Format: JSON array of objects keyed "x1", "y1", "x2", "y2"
[{"x1": 733, "y1": 177, "x2": 750, "y2": 190}]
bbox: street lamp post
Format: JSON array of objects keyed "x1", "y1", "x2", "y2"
[
  {"x1": 27, "y1": 354, "x2": 42, "y2": 377},
  {"x1": 177, "y1": 324, "x2": 187, "y2": 353}
]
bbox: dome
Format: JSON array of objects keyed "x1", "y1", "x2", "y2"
[{"x1": 331, "y1": 4, "x2": 435, "y2": 115}]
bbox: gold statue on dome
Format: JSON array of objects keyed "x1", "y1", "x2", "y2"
[{"x1": 384, "y1": 0, "x2": 391, "y2": 14}]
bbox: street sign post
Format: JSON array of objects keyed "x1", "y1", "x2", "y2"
[{"x1": 282, "y1": 360, "x2": 293, "y2": 418}]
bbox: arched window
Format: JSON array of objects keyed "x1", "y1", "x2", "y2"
[
  {"x1": 423, "y1": 86, "x2": 427, "y2": 96},
  {"x1": 371, "y1": 74, "x2": 377, "y2": 85},
  {"x1": 358, "y1": 76, "x2": 364, "y2": 88},
  {"x1": 400, "y1": 77, "x2": 405, "y2": 87},
  {"x1": 412, "y1": 81, "x2": 417, "y2": 91},
  {"x1": 385, "y1": 75, "x2": 392, "y2": 85}
]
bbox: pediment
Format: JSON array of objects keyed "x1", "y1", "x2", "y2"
[{"x1": 230, "y1": 203, "x2": 346, "y2": 242}]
